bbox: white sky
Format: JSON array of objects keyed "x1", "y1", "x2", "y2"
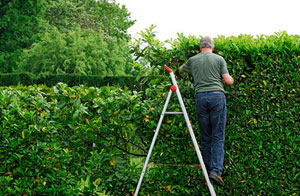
[{"x1": 116, "y1": 0, "x2": 300, "y2": 41}]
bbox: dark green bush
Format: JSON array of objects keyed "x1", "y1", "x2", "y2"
[
  {"x1": 130, "y1": 31, "x2": 300, "y2": 195},
  {"x1": 0, "y1": 73, "x2": 157, "y2": 91},
  {"x1": 0, "y1": 83, "x2": 145, "y2": 195}
]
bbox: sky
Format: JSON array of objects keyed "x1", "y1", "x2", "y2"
[{"x1": 116, "y1": 0, "x2": 300, "y2": 41}]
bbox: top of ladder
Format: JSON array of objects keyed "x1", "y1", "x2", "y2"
[{"x1": 165, "y1": 65, "x2": 173, "y2": 73}]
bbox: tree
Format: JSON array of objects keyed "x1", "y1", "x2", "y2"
[
  {"x1": 19, "y1": 27, "x2": 130, "y2": 76},
  {"x1": 0, "y1": 0, "x2": 48, "y2": 73},
  {"x1": 43, "y1": 0, "x2": 135, "y2": 40},
  {"x1": 1, "y1": 0, "x2": 135, "y2": 75}
]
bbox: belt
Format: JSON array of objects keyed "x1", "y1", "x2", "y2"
[{"x1": 197, "y1": 91, "x2": 222, "y2": 94}]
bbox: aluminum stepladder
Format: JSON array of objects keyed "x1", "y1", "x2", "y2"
[{"x1": 134, "y1": 65, "x2": 216, "y2": 196}]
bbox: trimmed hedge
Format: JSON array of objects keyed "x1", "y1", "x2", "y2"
[
  {"x1": 0, "y1": 73, "x2": 156, "y2": 90},
  {"x1": 1, "y1": 32, "x2": 300, "y2": 195},
  {"x1": 130, "y1": 31, "x2": 300, "y2": 195}
]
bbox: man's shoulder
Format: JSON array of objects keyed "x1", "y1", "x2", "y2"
[
  {"x1": 191, "y1": 52, "x2": 224, "y2": 58},
  {"x1": 189, "y1": 52, "x2": 225, "y2": 62},
  {"x1": 210, "y1": 53, "x2": 224, "y2": 59},
  {"x1": 189, "y1": 53, "x2": 202, "y2": 59},
  {"x1": 210, "y1": 53, "x2": 226, "y2": 64}
]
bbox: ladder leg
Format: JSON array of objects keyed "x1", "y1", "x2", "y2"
[
  {"x1": 162, "y1": 67, "x2": 216, "y2": 195},
  {"x1": 175, "y1": 86, "x2": 216, "y2": 196},
  {"x1": 134, "y1": 90, "x2": 173, "y2": 196}
]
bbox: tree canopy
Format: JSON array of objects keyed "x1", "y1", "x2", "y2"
[
  {"x1": 19, "y1": 27, "x2": 130, "y2": 76},
  {"x1": 0, "y1": 0, "x2": 47, "y2": 72},
  {"x1": 44, "y1": 0, "x2": 134, "y2": 40},
  {"x1": 0, "y1": 0, "x2": 135, "y2": 75}
]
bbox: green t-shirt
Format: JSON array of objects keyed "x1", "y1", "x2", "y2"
[{"x1": 182, "y1": 52, "x2": 228, "y2": 94}]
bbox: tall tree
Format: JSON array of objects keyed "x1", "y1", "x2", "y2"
[
  {"x1": 19, "y1": 27, "x2": 130, "y2": 76},
  {"x1": 43, "y1": 0, "x2": 135, "y2": 40},
  {"x1": 0, "y1": 0, "x2": 48, "y2": 73},
  {"x1": 1, "y1": 0, "x2": 135, "y2": 74}
]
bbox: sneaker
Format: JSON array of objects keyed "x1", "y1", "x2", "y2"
[{"x1": 209, "y1": 173, "x2": 224, "y2": 187}]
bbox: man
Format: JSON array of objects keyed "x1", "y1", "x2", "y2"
[{"x1": 178, "y1": 36, "x2": 234, "y2": 187}]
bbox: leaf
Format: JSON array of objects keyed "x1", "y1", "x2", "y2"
[
  {"x1": 253, "y1": 119, "x2": 257, "y2": 125},
  {"x1": 110, "y1": 158, "x2": 116, "y2": 166},
  {"x1": 75, "y1": 98, "x2": 81, "y2": 108},
  {"x1": 263, "y1": 80, "x2": 267, "y2": 86},
  {"x1": 33, "y1": 179, "x2": 40, "y2": 184},
  {"x1": 73, "y1": 110, "x2": 79, "y2": 119},
  {"x1": 94, "y1": 178, "x2": 102, "y2": 185},
  {"x1": 53, "y1": 86, "x2": 58, "y2": 93},
  {"x1": 165, "y1": 185, "x2": 171, "y2": 191}
]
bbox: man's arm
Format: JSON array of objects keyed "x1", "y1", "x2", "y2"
[
  {"x1": 179, "y1": 65, "x2": 184, "y2": 73},
  {"x1": 175, "y1": 66, "x2": 184, "y2": 80},
  {"x1": 222, "y1": 73, "x2": 234, "y2": 85}
]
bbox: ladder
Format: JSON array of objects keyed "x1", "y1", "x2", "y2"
[{"x1": 134, "y1": 65, "x2": 216, "y2": 196}]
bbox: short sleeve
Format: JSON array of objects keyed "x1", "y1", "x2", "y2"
[
  {"x1": 182, "y1": 59, "x2": 192, "y2": 73},
  {"x1": 220, "y1": 57, "x2": 228, "y2": 75}
]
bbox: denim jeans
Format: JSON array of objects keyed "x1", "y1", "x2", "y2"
[{"x1": 195, "y1": 91, "x2": 226, "y2": 176}]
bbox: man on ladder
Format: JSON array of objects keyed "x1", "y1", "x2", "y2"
[{"x1": 178, "y1": 36, "x2": 234, "y2": 187}]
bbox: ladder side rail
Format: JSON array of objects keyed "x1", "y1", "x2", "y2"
[{"x1": 134, "y1": 89, "x2": 173, "y2": 196}]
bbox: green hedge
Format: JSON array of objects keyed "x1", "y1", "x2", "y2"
[
  {"x1": 130, "y1": 31, "x2": 300, "y2": 195},
  {"x1": 0, "y1": 84, "x2": 143, "y2": 195},
  {"x1": 0, "y1": 73, "x2": 156, "y2": 90},
  {"x1": 1, "y1": 32, "x2": 300, "y2": 195}
]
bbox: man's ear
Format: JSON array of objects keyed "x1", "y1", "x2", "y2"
[{"x1": 212, "y1": 47, "x2": 215, "y2": 52}]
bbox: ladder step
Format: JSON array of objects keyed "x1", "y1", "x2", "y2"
[{"x1": 165, "y1": 112, "x2": 183, "y2": 114}]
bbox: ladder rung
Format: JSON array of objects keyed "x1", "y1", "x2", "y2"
[{"x1": 165, "y1": 112, "x2": 183, "y2": 114}]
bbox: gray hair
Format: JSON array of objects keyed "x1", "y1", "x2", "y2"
[{"x1": 200, "y1": 36, "x2": 214, "y2": 48}]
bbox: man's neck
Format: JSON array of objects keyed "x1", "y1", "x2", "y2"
[{"x1": 201, "y1": 48, "x2": 213, "y2": 53}]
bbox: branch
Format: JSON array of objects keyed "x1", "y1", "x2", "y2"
[
  {"x1": 80, "y1": 115, "x2": 147, "y2": 157},
  {"x1": 139, "y1": 136, "x2": 148, "y2": 147},
  {"x1": 114, "y1": 145, "x2": 146, "y2": 157},
  {"x1": 118, "y1": 135, "x2": 147, "y2": 153}
]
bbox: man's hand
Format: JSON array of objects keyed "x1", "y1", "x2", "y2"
[
  {"x1": 179, "y1": 65, "x2": 184, "y2": 73},
  {"x1": 175, "y1": 66, "x2": 185, "y2": 80},
  {"x1": 175, "y1": 69, "x2": 181, "y2": 80},
  {"x1": 222, "y1": 73, "x2": 234, "y2": 85}
]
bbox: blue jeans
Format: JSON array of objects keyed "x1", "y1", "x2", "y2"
[{"x1": 195, "y1": 92, "x2": 226, "y2": 176}]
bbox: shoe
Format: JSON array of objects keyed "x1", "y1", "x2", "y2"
[{"x1": 209, "y1": 173, "x2": 224, "y2": 187}]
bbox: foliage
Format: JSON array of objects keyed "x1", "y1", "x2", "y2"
[
  {"x1": 0, "y1": 72, "x2": 156, "y2": 90},
  {"x1": 130, "y1": 25, "x2": 171, "y2": 76},
  {"x1": 0, "y1": 83, "x2": 142, "y2": 195},
  {"x1": 44, "y1": 0, "x2": 135, "y2": 40},
  {"x1": 0, "y1": 0, "x2": 134, "y2": 75},
  {"x1": 18, "y1": 27, "x2": 131, "y2": 76},
  {"x1": 129, "y1": 30, "x2": 300, "y2": 195},
  {"x1": 0, "y1": 0, "x2": 48, "y2": 73},
  {"x1": 1, "y1": 32, "x2": 300, "y2": 195}
]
